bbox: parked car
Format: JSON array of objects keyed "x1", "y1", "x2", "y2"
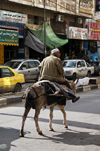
[
  {"x1": 0, "y1": 66, "x2": 25, "y2": 93},
  {"x1": 63, "y1": 59, "x2": 94, "y2": 81},
  {"x1": 4, "y1": 59, "x2": 40, "y2": 82},
  {"x1": 90, "y1": 61, "x2": 100, "y2": 76}
]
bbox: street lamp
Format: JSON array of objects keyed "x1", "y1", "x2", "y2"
[{"x1": 44, "y1": 0, "x2": 47, "y2": 57}]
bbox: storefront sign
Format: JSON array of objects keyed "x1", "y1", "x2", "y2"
[
  {"x1": 79, "y1": 0, "x2": 94, "y2": 15},
  {"x1": 0, "y1": 21, "x2": 24, "y2": 37},
  {"x1": 88, "y1": 22, "x2": 100, "y2": 40},
  {"x1": 0, "y1": 29, "x2": 18, "y2": 45},
  {"x1": 0, "y1": 10, "x2": 27, "y2": 24},
  {"x1": 67, "y1": 27, "x2": 88, "y2": 40}
]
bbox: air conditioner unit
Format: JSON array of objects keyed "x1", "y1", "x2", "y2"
[
  {"x1": 56, "y1": 15, "x2": 64, "y2": 22},
  {"x1": 78, "y1": 18, "x2": 82, "y2": 24}
]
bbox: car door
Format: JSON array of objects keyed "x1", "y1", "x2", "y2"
[
  {"x1": 77, "y1": 61, "x2": 83, "y2": 77},
  {"x1": 0, "y1": 67, "x2": 15, "y2": 93},
  {"x1": 28, "y1": 61, "x2": 40, "y2": 80},
  {"x1": 80, "y1": 61, "x2": 87, "y2": 77},
  {"x1": 18, "y1": 62, "x2": 30, "y2": 81}
]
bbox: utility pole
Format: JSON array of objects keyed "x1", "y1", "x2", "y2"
[{"x1": 44, "y1": 0, "x2": 46, "y2": 57}]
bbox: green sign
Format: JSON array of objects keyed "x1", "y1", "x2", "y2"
[{"x1": 0, "y1": 29, "x2": 18, "y2": 45}]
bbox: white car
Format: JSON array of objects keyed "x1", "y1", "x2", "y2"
[{"x1": 63, "y1": 59, "x2": 94, "y2": 81}]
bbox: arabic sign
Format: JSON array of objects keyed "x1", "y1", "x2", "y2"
[
  {"x1": 0, "y1": 10, "x2": 27, "y2": 24},
  {"x1": 67, "y1": 27, "x2": 88, "y2": 40},
  {"x1": 0, "y1": 21, "x2": 24, "y2": 37},
  {"x1": 0, "y1": 29, "x2": 18, "y2": 45},
  {"x1": 88, "y1": 22, "x2": 100, "y2": 40},
  {"x1": 79, "y1": 0, "x2": 94, "y2": 15}
]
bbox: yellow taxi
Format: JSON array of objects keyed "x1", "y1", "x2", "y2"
[{"x1": 0, "y1": 66, "x2": 25, "y2": 93}]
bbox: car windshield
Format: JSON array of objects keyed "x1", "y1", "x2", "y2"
[
  {"x1": 63, "y1": 61, "x2": 76, "y2": 68},
  {"x1": 4, "y1": 61, "x2": 21, "y2": 69}
]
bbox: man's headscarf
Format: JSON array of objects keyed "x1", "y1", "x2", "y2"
[{"x1": 51, "y1": 48, "x2": 59, "y2": 54}]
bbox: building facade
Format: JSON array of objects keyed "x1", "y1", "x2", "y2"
[{"x1": 0, "y1": 0, "x2": 95, "y2": 63}]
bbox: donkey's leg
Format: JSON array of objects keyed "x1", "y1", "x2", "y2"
[
  {"x1": 34, "y1": 107, "x2": 42, "y2": 135},
  {"x1": 57, "y1": 105, "x2": 68, "y2": 128},
  {"x1": 49, "y1": 106, "x2": 54, "y2": 131},
  {"x1": 20, "y1": 107, "x2": 31, "y2": 137}
]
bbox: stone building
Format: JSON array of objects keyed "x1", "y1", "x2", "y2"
[{"x1": 0, "y1": 0, "x2": 95, "y2": 63}]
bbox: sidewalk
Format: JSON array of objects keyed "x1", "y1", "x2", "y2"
[{"x1": 0, "y1": 82, "x2": 100, "y2": 107}]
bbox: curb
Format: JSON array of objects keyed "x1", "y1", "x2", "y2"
[
  {"x1": 0, "y1": 84, "x2": 100, "y2": 107},
  {"x1": 76, "y1": 84, "x2": 100, "y2": 93}
]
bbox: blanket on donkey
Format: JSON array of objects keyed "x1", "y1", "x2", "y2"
[{"x1": 36, "y1": 80, "x2": 75, "y2": 106}]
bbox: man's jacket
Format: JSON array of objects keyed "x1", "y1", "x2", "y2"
[{"x1": 38, "y1": 54, "x2": 65, "y2": 83}]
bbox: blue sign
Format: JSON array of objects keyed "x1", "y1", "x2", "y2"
[
  {"x1": 0, "y1": 21, "x2": 24, "y2": 37},
  {"x1": 83, "y1": 41, "x2": 88, "y2": 51}
]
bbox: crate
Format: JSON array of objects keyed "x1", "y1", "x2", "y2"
[{"x1": 89, "y1": 78, "x2": 99, "y2": 84}]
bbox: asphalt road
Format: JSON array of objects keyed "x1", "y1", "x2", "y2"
[{"x1": 0, "y1": 89, "x2": 100, "y2": 151}]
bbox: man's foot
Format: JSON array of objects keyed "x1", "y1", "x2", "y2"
[{"x1": 72, "y1": 96, "x2": 80, "y2": 103}]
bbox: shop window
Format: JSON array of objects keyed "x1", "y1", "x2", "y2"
[
  {"x1": 28, "y1": 15, "x2": 34, "y2": 24},
  {"x1": 89, "y1": 41, "x2": 97, "y2": 53},
  {"x1": 34, "y1": 16, "x2": 39, "y2": 25}
]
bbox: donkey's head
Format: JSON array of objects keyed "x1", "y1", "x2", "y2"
[{"x1": 69, "y1": 79, "x2": 79, "y2": 94}]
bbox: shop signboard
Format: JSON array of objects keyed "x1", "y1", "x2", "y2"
[
  {"x1": 88, "y1": 22, "x2": 100, "y2": 40},
  {"x1": 79, "y1": 0, "x2": 94, "y2": 15},
  {"x1": 0, "y1": 21, "x2": 24, "y2": 37},
  {"x1": 0, "y1": 29, "x2": 18, "y2": 45},
  {"x1": 67, "y1": 27, "x2": 88, "y2": 40},
  {"x1": 0, "y1": 10, "x2": 27, "y2": 24}
]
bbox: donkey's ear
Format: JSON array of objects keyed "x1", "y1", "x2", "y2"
[{"x1": 74, "y1": 78, "x2": 79, "y2": 85}]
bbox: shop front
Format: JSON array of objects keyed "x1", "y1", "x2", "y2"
[
  {"x1": 67, "y1": 26, "x2": 88, "y2": 58},
  {"x1": 0, "y1": 10, "x2": 27, "y2": 63},
  {"x1": 86, "y1": 22, "x2": 100, "y2": 61},
  {"x1": 0, "y1": 28, "x2": 19, "y2": 64}
]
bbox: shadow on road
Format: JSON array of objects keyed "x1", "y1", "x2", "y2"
[
  {"x1": 42, "y1": 130, "x2": 100, "y2": 146},
  {"x1": 0, "y1": 127, "x2": 20, "y2": 151},
  {"x1": 24, "y1": 129, "x2": 100, "y2": 147}
]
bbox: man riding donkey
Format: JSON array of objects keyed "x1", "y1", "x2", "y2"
[
  {"x1": 38, "y1": 48, "x2": 80, "y2": 103},
  {"x1": 20, "y1": 48, "x2": 80, "y2": 137}
]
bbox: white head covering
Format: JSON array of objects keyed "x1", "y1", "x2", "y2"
[{"x1": 51, "y1": 48, "x2": 59, "y2": 54}]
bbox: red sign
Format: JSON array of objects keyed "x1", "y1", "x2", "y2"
[{"x1": 88, "y1": 22, "x2": 100, "y2": 40}]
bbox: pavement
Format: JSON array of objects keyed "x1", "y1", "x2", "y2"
[{"x1": 0, "y1": 80, "x2": 100, "y2": 107}]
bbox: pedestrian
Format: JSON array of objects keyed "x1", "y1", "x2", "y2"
[{"x1": 38, "y1": 48, "x2": 80, "y2": 103}]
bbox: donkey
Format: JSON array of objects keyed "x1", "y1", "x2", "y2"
[{"x1": 20, "y1": 80, "x2": 78, "y2": 137}]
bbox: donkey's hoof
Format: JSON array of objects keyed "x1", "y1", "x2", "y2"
[
  {"x1": 20, "y1": 133, "x2": 24, "y2": 137},
  {"x1": 38, "y1": 131, "x2": 43, "y2": 135},
  {"x1": 65, "y1": 125, "x2": 68, "y2": 129},
  {"x1": 49, "y1": 128, "x2": 54, "y2": 131}
]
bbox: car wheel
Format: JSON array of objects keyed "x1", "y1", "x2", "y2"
[
  {"x1": 87, "y1": 71, "x2": 91, "y2": 77},
  {"x1": 14, "y1": 84, "x2": 21, "y2": 92},
  {"x1": 72, "y1": 73, "x2": 76, "y2": 81}
]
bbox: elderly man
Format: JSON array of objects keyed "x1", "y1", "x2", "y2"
[{"x1": 38, "y1": 48, "x2": 80, "y2": 103}]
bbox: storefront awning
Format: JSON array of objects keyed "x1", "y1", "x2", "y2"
[
  {"x1": 0, "y1": 29, "x2": 19, "y2": 46},
  {"x1": 28, "y1": 22, "x2": 68, "y2": 49},
  {"x1": 24, "y1": 31, "x2": 44, "y2": 54}
]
